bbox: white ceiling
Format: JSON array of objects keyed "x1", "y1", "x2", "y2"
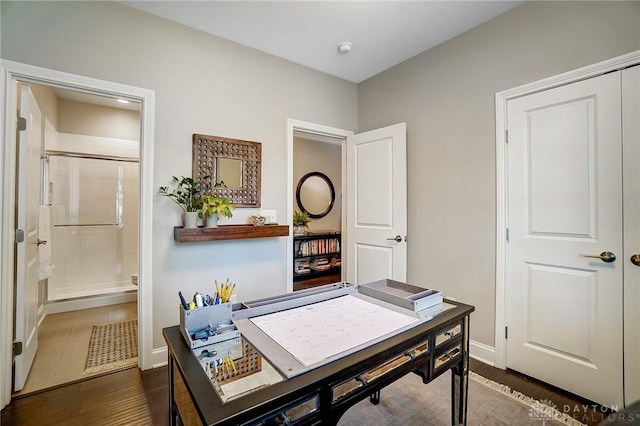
[{"x1": 120, "y1": 1, "x2": 524, "y2": 83}]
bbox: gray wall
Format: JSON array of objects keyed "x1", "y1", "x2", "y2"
[
  {"x1": 358, "y1": 1, "x2": 640, "y2": 346},
  {"x1": 1, "y1": 1, "x2": 358, "y2": 349}
]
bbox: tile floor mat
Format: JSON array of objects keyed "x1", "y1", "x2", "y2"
[{"x1": 84, "y1": 319, "x2": 138, "y2": 375}]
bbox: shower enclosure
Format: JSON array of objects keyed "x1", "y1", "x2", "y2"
[{"x1": 45, "y1": 152, "x2": 139, "y2": 301}]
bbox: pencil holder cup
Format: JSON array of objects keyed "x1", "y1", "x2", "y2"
[{"x1": 179, "y1": 303, "x2": 240, "y2": 349}]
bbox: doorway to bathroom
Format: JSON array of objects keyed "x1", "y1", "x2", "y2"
[
  {"x1": 13, "y1": 82, "x2": 141, "y2": 395},
  {"x1": 0, "y1": 61, "x2": 154, "y2": 409}
]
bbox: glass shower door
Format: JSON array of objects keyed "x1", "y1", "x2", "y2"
[{"x1": 47, "y1": 155, "x2": 138, "y2": 301}]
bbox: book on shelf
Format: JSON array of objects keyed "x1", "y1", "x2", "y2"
[
  {"x1": 330, "y1": 257, "x2": 341, "y2": 266},
  {"x1": 310, "y1": 257, "x2": 331, "y2": 271},
  {"x1": 312, "y1": 265, "x2": 332, "y2": 272},
  {"x1": 295, "y1": 260, "x2": 310, "y2": 274},
  {"x1": 295, "y1": 238, "x2": 341, "y2": 257}
]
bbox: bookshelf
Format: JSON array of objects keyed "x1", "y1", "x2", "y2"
[{"x1": 293, "y1": 231, "x2": 341, "y2": 291}]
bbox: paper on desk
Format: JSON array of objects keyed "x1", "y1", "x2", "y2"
[{"x1": 249, "y1": 295, "x2": 420, "y2": 367}]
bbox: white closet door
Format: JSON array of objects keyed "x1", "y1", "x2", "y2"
[{"x1": 507, "y1": 71, "x2": 624, "y2": 407}]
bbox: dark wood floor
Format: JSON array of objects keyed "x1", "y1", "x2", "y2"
[
  {"x1": 1, "y1": 367, "x2": 169, "y2": 426},
  {"x1": 2, "y1": 360, "x2": 612, "y2": 425}
]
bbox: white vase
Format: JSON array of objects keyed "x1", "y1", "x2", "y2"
[
  {"x1": 293, "y1": 225, "x2": 306, "y2": 236},
  {"x1": 183, "y1": 211, "x2": 199, "y2": 228},
  {"x1": 206, "y1": 213, "x2": 219, "y2": 228}
]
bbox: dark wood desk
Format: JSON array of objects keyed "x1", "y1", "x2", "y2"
[{"x1": 164, "y1": 299, "x2": 474, "y2": 426}]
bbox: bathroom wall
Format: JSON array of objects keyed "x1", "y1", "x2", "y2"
[{"x1": 57, "y1": 99, "x2": 140, "y2": 140}]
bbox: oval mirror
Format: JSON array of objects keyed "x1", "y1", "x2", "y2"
[{"x1": 296, "y1": 172, "x2": 335, "y2": 219}]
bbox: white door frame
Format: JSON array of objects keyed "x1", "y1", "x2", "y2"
[
  {"x1": 494, "y1": 50, "x2": 640, "y2": 370},
  {"x1": 286, "y1": 119, "x2": 353, "y2": 292},
  {"x1": 0, "y1": 60, "x2": 155, "y2": 408}
]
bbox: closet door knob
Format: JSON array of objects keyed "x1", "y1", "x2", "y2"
[
  {"x1": 37, "y1": 239, "x2": 47, "y2": 246},
  {"x1": 581, "y1": 251, "x2": 616, "y2": 263},
  {"x1": 631, "y1": 254, "x2": 640, "y2": 266}
]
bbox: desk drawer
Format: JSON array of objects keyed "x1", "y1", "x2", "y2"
[
  {"x1": 434, "y1": 343, "x2": 462, "y2": 371},
  {"x1": 435, "y1": 322, "x2": 462, "y2": 347},
  {"x1": 331, "y1": 354, "x2": 410, "y2": 402},
  {"x1": 250, "y1": 395, "x2": 319, "y2": 426},
  {"x1": 331, "y1": 340, "x2": 429, "y2": 402}
]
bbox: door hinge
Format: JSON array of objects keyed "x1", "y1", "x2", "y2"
[
  {"x1": 13, "y1": 341, "x2": 23, "y2": 357},
  {"x1": 505, "y1": 228, "x2": 509, "y2": 241},
  {"x1": 17, "y1": 116, "x2": 27, "y2": 131},
  {"x1": 15, "y1": 229, "x2": 25, "y2": 243},
  {"x1": 505, "y1": 326, "x2": 508, "y2": 339},
  {"x1": 505, "y1": 129, "x2": 508, "y2": 144}
]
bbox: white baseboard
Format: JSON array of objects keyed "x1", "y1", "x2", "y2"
[
  {"x1": 44, "y1": 292, "x2": 137, "y2": 315},
  {"x1": 470, "y1": 339, "x2": 496, "y2": 366},
  {"x1": 152, "y1": 346, "x2": 168, "y2": 368}
]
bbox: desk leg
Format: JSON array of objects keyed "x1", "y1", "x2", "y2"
[
  {"x1": 451, "y1": 367, "x2": 468, "y2": 425},
  {"x1": 451, "y1": 317, "x2": 470, "y2": 426},
  {"x1": 369, "y1": 390, "x2": 380, "y2": 405},
  {"x1": 168, "y1": 353, "x2": 178, "y2": 426}
]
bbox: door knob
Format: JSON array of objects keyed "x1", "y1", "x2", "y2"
[
  {"x1": 631, "y1": 254, "x2": 640, "y2": 266},
  {"x1": 387, "y1": 235, "x2": 402, "y2": 243},
  {"x1": 581, "y1": 251, "x2": 616, "y2": 263},
  {"x1": 37, "y1": 239, "x2": 47, "y2": 246}
]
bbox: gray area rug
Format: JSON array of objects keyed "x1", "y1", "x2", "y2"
[
  {"x1": 339, "y1": 370, "x2": 585, "y2": 426},
  {"x1": 84, "y1": 319, "x2": 138, "y2": 375}
]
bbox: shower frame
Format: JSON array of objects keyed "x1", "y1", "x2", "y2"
[{"x1": 43, "y1": 150, "x2": 140, "y2": 302}]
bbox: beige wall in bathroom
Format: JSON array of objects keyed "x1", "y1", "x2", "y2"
[{"x1": 58, "y1": 99, "x2": 140, "y2": 141}]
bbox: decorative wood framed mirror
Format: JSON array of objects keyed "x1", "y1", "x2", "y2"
[
  {"x1": 193, "y1": 134, "x2": 261, "y2": 207},
  {"x1": 296, "y1": 171, "x2": 335, "y2": 218}
]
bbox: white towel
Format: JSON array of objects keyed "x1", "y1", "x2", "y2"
[{"x1": 38, "y1": 205, "x2": 54, "y2": 280}]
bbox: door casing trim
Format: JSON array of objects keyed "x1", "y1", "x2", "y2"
[
  {"x1": 494, "y1": 50, "x2": 640, "y2": 370},
  {"x1": 0, "y1": 60, "x2": 155, "y2": 408},
  {"x1": 286, "y1": 119, "x2": 353, "y2": 291}
]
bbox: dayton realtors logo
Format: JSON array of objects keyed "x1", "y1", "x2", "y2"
[
  {"x1": 528, "y1": 399, "x2": 562, "y2": 425},
  {"x1": 530, "y1": 400, "x2": 634, "y2": 424}
]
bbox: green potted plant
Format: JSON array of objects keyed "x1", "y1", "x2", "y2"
[
  {"x1": 293, "y1": 210, "x2": 311, "y2": 236},
  {"x1": 200, "y1": 195, "x2": 235, "y2": 228},
  {"x1": 159, "y1": 176, "x2": 206, "y2": 228}
]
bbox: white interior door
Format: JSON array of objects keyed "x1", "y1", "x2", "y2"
[
  {"x1": 346, "y1": 123, "x2": 406, "y2": 285},
  {"x1": 14, "y1": 85, "x2": 43, "y2": 391},
  {"x1": 507, "y1": 71, "x2": 624, "y2": 407},
  {"x1": 623, "y1": 65, "x2": 640, "y2": 406}
]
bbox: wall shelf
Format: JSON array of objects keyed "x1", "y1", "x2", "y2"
[{"x1": 174, "y1": 225, "x2": 289, "y2": 242}]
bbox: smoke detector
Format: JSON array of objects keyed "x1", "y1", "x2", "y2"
[{"x1": 337, "y1": 42, "x2": 352, "y2": 54}]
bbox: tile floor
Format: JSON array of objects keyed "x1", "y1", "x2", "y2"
[{"x1": 13, "y1": 301, "x2": 137, "y2": 396}]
